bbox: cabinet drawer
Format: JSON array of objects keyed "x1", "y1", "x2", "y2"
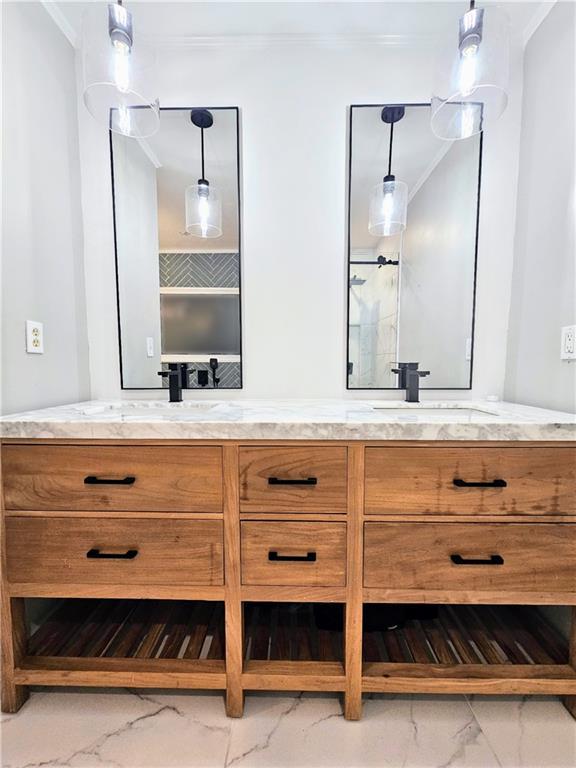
[
  {"x1": 364, "y1": 522, "x2": 576, "y2": 593},
  {"x1": 5, "y1": 517, "x2": 224, "y2": 586},
  {"x1": 2, "y1": 445, "x2": 223, "y2": 512},
  {"x1": 241, "y1": 522, "x2": 346, "y2": 586},
  {"x1": 239, "y1": 447, "x2": 347, "y2": 513},
  {"x1": 365, "y1": 447, "x2": 576, "y2": 515}
]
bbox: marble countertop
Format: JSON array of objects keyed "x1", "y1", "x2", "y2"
[{"x1": 0, "y1": 398, "x2": 574, "y2": 440}]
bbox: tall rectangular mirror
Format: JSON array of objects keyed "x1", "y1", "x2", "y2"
[
  {"x1": 112, "y1": 107, "x2": 242, "y2": 390},
  {"x1": 347, "y1": 103, "x2": 481, "y2": 390}
]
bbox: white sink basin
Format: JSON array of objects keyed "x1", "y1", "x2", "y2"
[
  {"x1": 73, "y1": 401, "x2": 218, "y2": 416},
  {"x1": 122, "y1": 401, "x2": 217, "y2": 411},
  {"x1": 372, "y1": 407, "x2": 498, "y2": 418}
]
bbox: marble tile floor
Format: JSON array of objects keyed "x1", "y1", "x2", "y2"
[{"x1": 1, "y1": 690, "x2": 575, "y2": 768}]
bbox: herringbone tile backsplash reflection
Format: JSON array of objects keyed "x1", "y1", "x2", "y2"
[{"x1": 159, "y1": 253, "x2": 239, "y2": 289}]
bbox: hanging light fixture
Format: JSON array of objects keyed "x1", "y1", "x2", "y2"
[
  {"x1": 368, "y1": 106, "x2": 408, "y2": 237},
  {"x1": 81, "y1": 1, "x2": 159, "y2": 138},
  {"x1": 431, "y1": 1, "x2": 510, "y2": 140},
  {"x1": 185, "y1": 110, "x2": 223, "y2": 239}
]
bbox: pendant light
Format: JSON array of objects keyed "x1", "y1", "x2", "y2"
[
  {"x1": 185, "y1": 110, "x2": 223, "y2": 239},
  {"x1": 81, "y1": 1, "x2": 159, "y2": 138},
  {"x1": 431, "y1": 2, "x2": 509, "y2": 140},
  {"x1": 368, "y1": 106, "x2": 408, "y2": 237}
]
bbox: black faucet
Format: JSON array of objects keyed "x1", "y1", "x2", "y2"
[
  {"x1": 391, "y1": 362, "x2": 430, "y2": 403},
  {"x1": 209, "y1": 358, "x2": 220, "y2": 389},
  {"x1": 158, "y1": 363, "x2": 194, "y2": 403}
]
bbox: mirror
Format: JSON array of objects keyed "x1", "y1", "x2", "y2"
[
  {"x1": 347, "y1": 103, "x2": 481, "y2": 390},
  {"x1": 111, "y1": 107, "x2": 242, "y2": 390}
]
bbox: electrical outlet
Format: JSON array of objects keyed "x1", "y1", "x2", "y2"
[
  {"x1": 561, "y1": 325, "x2": 576, "y2": 360},
  {"x1": 26, "y1": 320, "x2": 44, "y2": 354},
  {"x1": 146, "y1": 337, "x2": 155, "y2": 357}
]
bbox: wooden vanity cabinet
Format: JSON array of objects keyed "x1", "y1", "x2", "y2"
[
  {"x1": 365, "y1": 446, "x2": 576, "y2": 515},
  {"x1": 1, "y1": 439, "x2": 575, "y2": 721},
  {"x1": 3, "y1": 445, "x2": 224, "y2": 512}
]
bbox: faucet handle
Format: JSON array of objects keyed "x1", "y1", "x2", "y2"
[{"x1": 158, "y1": 369, "x2": 178, "y2": 378}]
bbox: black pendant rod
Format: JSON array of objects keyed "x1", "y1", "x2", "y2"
[
  {"x1": 387, "y1": 121, "x2": 394, "y2": 177},
  {"x1": 200, "y1": 127, "x2": 206, "y2": 180}
]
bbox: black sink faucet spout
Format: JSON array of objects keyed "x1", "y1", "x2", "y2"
[
  {"x1": 391, "y1": 362, "x2": 430, "y2": 403},
  {"x1": 158, "y1": 363, "x2": 194, "y2": 403}
]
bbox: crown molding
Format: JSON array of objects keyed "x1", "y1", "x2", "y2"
[
  {"x1": 522, "y1": 1, "x2": 557, "y2": 48},
  {"x1": 41, "y1": 1, "x2": 79, "y2": 48},
  {"x1": 152, "y1": 32, "x2": 435, "y2": 50}
]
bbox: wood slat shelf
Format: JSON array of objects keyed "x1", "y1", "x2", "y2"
[
  {"x1": 244, "y1": 603, "x2": 343, "y2": 662},
  {"x1": 361, "y1": 605, "x2": 576, "y2": 695},
  {"x1": 363, "y1": 606, "x2": 568, "y2": 666},
  {"x1": 27, "y1": 599, "x2": 225, "y2": 661}
]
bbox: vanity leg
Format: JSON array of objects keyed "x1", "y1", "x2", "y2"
[
  {"x1": 223, "y1": 445, "x2": 244, "y2": 717},
  {"x1": 343, "y1": 445, "x2": 364, "y2": 721},
  {"x1": 1, "y1": 595, "x2": 29, "y2": 713},
  {"x1": 562, "y1": 607, "x2": 576, "y2": 720}
]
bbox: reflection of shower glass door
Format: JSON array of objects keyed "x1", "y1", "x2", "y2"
[{"x1": 348, "y1": 325, "x2": 361, "y2": 388}]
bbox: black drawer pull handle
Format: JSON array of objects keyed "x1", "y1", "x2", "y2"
[
  {"x1": 86, "y1": 548, "x2": 139, "y2": 560},
  {"x1": 268, "y1": 477, "x2": 318, "y2": 486},
  {"x1": 268, "y1": 551, "x2": 317, "y2": 563},
  {"x1": 450, "y1": 554, "x2": 504, "y2": 566},
  {"x1": 84, "y1": 476, "x2": 136, "y2": 486},
  {"x1": 453, "y1": 478, "x2": 507, "y2": 488}
]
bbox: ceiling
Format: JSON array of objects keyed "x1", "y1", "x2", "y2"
[{"x1": 51, "y1": 1, "x2": 552, "y2": 48}]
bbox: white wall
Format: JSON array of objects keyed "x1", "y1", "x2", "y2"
[
  {"x1": 113, "y1": 136, "x2": 162, "y2": 388},
  {"x1": 1, "y1": 1, "x2": 90, "y2": 414},
  {"x1": 503, "y1": 2, "x2": 576, "y2": 640},
  {"x1": 76, "y1": 33, "x2": 524, "y2": 401},
  {"x1": 504, "y1": 2, "x2": 576, "y2": 413},
  {"x1": 399, "y1": 138, "x2": 479, "y2": 388}
]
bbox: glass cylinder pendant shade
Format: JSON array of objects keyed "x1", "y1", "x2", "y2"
[
  {"x1": 368, "y1": 177, "x2": 408, "y2": 237},
  {"x1": 185, "y1": 181, "x2": 222, "y2": 239},
  {"x1": 431, "y1": 6, "x2": 510, "y2": 140},
  {"x1": 81, "y1": 3, "x2": 159, "y2": 138}
]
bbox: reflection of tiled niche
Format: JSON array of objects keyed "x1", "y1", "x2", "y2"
[
  {"x1": 160, "y1": 361, "x2": 241, "y2": 389},
  {"x1": 159, "y1": 252, "x2": 241, "y2": 389},
  {"x1": 159, "y1": 253, "x2": 239, "y2": 289}
]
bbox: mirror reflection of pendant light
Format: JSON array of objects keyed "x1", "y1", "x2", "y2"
[
  {"x1": 368, "y1": 106, "x2": 408, "y2": 237},
  {"x1": 81, "y1": 1, "x2": 159, "y2": 138},
  {"x1": 185, "y1": 110, "x2": 223, "y2": 239},
  {"x1": 431, "y1": 1, "x2": 509, "y2": 140}
]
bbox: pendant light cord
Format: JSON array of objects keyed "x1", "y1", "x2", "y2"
[
  {"x1": 387, "y1": 121, "x2": 394, "y2": 177},
  {"x1": 200, "y1": 127, "x2": 206, "y2": 180}
]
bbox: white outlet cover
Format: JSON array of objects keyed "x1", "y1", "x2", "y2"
[
  {"x1": 561, "y1": 325, "x2": 576, "y2": 360},
  {"x1": 146, "y1": 337, "x2": 155, "y2": 358},
  {"x1": 26, "y1": 320, "x2": 44, "y2": 354}
]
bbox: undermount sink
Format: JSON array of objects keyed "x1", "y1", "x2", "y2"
[
  {"x1": 73, "y1": 401, "x2": 218, "y2": 416},
  {"x1": 372, "y1": 407, "x2": 498, "y2": 417},
  {"x1": 121, "y1": 401, "x2": 217, "y2": 410}
]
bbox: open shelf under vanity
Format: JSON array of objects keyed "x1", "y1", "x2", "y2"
[
  {"x1": 242, "y1": 603, "x2": 346, "y2": 691},
  {"x1": 362, "y1": 605, "x2": 574, "y2": 694},
  {"x1": 18, "y1": 599, "x2": 226, "y2": 690}
]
